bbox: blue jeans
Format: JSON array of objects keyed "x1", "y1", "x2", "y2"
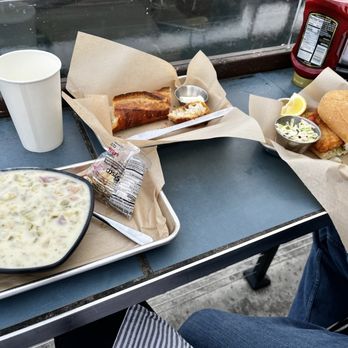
[
  {"x1": 179, "y1": 223, "x2": 348, "y2": 347},
  {"x1": 288, "y1": 222, "x2": 348, "y2": 327}
]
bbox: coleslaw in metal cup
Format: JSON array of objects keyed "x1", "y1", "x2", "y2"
[{"x1": 275, "y1": 115, "x2": 321, "y2": 154}]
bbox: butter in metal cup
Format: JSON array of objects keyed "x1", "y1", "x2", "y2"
[{"x1": 175, "y1": 85, "x2": 208, "y2": 104}]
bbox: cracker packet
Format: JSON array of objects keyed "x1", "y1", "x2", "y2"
[{"x1": 84, "y1": 141, "x2": 150, "y2": 218}]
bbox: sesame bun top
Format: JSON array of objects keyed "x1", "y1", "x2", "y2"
[{"x1": 318, "y1": 90, "x2": 348, "y2": 144}]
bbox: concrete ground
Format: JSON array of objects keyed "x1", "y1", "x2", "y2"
[
  {"x1": 148, "y1": 234, "x2": 312, "y2": 330},
  {"x1": 33, "y1": 234, "x2": 312, "y2": 347}
]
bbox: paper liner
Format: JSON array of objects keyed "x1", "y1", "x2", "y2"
[
  {"x1": 63, "y1": 32, "x2": 265, "y2": 148},
  {"x1": 250, "y1": 67, "x2": 348, "y2": 250}
]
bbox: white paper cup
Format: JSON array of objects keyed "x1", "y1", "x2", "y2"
[{"x1": 0, "y1": 50, "x2": 63, "y2": 152}]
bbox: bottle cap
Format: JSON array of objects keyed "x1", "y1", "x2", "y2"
[{"x1": 292, "y1": 71, "x2": 313, "y2": 88}]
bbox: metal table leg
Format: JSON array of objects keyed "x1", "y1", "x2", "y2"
[{"x1": 243, "y1": 246, "x2": 279, "y2": 290}]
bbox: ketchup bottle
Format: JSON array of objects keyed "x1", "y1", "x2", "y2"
[{"x1": 291, "y1": 0, "x2": 348, "y2": 87}]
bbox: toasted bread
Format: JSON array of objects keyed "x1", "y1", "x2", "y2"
[
  {"x1": 154, "y1": 86, "x2": 172, "y2": 104},
  {"x1": 112, "y1": 87, "x2": 171, "y2": 132},
  {"x1": 168, "y1": 101, "x2": 210, "y2": 124}
]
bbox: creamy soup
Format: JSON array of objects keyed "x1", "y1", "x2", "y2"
[{"x1": 0, "y1": 169, "x2": 92, "y2": 270}]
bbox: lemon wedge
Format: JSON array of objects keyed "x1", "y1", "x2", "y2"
[{"x1": 280, "y1": 93, "x2": 307, "y2": 116}]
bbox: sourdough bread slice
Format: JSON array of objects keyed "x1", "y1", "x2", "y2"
[
  {"x1": 168, "y1": 101, "x2": 209, "y2": 124},
  {"x1": 112, "y1": 88, "x2": 171, "y2": 132}
]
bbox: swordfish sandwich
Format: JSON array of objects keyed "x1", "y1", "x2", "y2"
[{"x1": 304, "y1": 90, "x2": 348, "y2": 161}]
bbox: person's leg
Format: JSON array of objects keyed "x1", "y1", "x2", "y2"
[
  {"x1": 179, "y1": 309, "x2": 348, "y2": 348},
  {"x1": 288, "y1": 221, "x2": 348, "y2": 327}
]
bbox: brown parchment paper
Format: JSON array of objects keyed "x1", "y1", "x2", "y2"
[
  {"x1": 249, "y1": 67, "x2": 348, "y2": 251},
  {"x1": 63, "y1": 32, "x2": 265, "y2": 148},
  {"x1": 0, "y1": 147, "x2": 168, "y2": 292}
]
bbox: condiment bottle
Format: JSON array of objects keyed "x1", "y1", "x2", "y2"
[{"x1": 291, "y1": 0, "x2": 348, "y2": 87}]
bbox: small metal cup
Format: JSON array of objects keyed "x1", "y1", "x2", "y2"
[
  {"x1": 174, "y1": 85, "x2": 208, "y2": 104},
  {"x1": 278, "y1": 97, "x2": 290, "y2": 106},
  {"x1": 275, "y1": 115, "x2": 321, "y2": 154}
]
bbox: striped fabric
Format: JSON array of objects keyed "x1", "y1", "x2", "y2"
[
  {"x1": 112, "y1": 304, "x2": 192, "y2": 348},
  {"x1": 328, "y1": 317, "x2": 348, "y2": 336}
]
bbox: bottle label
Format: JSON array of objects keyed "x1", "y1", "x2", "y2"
[{"x1": 297, "y1": 13, "x2": 338, "y2": 68}]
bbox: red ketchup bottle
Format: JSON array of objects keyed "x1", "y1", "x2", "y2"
[{"x1": 291, "y1": 0, "x2": 348, "y2": 87}]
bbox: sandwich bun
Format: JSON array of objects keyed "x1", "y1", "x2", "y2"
[{"x1": 317, "y1": 90, "x2": 348, "y2": 143}]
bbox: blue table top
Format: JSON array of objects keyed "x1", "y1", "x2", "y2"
[
  {"x1": 0, "y1": 68, "x2": 324, "y2": 337},
  {"x1": 147, "y1": 137, "x2": 321, "y2": 271},
  {"x1": 0, "y1": 111, "x2": 92, "y2": 168},
  {"x1": 86, "y1": 67, "x2": 321, "y2": 270},
  {"x1": 0, "y1": 257, "x2": 143, "y2": 330},
  {"x1": 221, "y1": 69, "x2": 300, "y2": 113}
]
